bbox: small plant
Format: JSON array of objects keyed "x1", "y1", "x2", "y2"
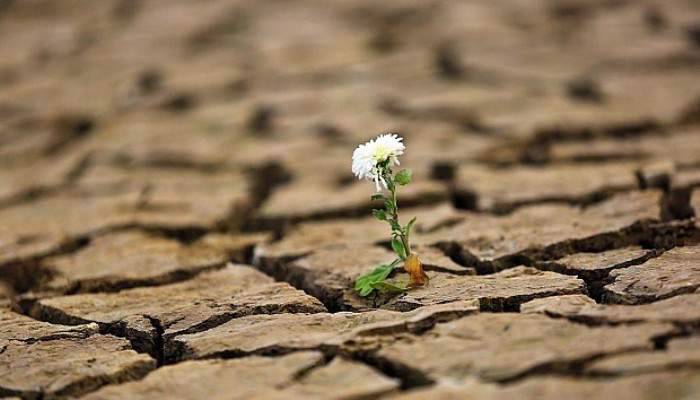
[{"x1": 352, "y1": 133, "x2": 428, "y2": 297}]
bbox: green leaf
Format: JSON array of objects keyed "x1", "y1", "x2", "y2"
[
  {"x1": 405, "y1": 217, "x2": 417, "y2": 234},
  {"x1": 354, "y1": 261, "x2": 400, "y2": 297},
  {"x1": 371, "y1": 194, "x2": 385, "y2": 202},
  {"x1": 395, "y1": 169, "x2": 412, "y2": 185},
  {"x1": 391, "y1": 237, "x2": 407, "y2": 260},
  {"x1": 384, "y1": 199, "x2": 394, "y2": 213},
  {"x1": 385, "y1": 176, "x2": 395, "y2": 191},
  {"x1": 372, "y1": 209, "x2": 387, "y2": 221},
  {"x1": 371, "y1": 280, "x2": 407, "y2": 294},
  {"x1": 359, "y1": 286, "x2": 374, "y2": 297}
]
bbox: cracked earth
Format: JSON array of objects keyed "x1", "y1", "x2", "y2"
[{"x1": 1, "y1": 0, "x2": 700, "y2": 399}]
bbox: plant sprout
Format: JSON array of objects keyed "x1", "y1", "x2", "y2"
[{"x1": 352, "y1": 133, "x2": 428, "y2": 297}]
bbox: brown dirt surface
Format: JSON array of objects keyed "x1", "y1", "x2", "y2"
[{"x1": 1, "y1": 0, "x2": 700, "y2": 398}]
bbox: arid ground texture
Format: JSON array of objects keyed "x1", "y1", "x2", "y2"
[{"x1": 1, "y1": 0, "x2": 700, "y2": 399}]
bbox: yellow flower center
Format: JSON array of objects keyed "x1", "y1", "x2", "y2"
[{"x1": 372, "y1": 145, "x2": 392, "y2": 162}]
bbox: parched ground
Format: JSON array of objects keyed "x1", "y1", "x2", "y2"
[{"x1": 2, "y1": 0, "x2": 700, "y2": 399}]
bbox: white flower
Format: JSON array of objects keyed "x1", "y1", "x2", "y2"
[{"x1": 352, "y1": 133, "x2": 405, "y2": 191}]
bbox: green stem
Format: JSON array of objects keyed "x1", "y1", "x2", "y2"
[{"x1": 384, "y1": 168, "x2": 411, "y2": 258}]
